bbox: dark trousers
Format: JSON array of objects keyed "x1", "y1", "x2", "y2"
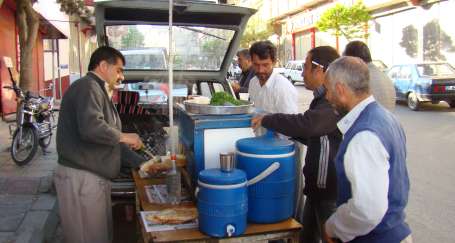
[{"x1": 301, "y1": 197, "x2": 337, "y2": 243}]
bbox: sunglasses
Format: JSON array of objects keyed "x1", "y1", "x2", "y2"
[{"x1": 311, "y1": 60, "x2": 324, "y2": 69}]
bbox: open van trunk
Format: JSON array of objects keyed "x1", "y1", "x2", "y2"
[{"x1": 94, "y1": 0, "x2": 255, "y2": 198}]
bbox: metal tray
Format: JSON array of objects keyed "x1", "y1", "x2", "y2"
[{"x1": 183, "y1": 101, "x2": 254, "y2": 115}]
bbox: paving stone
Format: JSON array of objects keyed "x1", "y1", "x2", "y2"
[
  {"x1": 0, "y1": 195, "x2": 35, "y2": 232},
  {"x1": 17, "y1": 210, "x2": 58, "y2": 243},
  {"x1": 31, "y1": 194, "x2": 56, "y2": 211},
  {"x1": 0, "y1": 232, "x2": 14, "y2": 243},
  {"x1": 3, "y1": 178, "x2": 40, "y2": 195},
  {"x1": 0, "y1": 195, "x2": 35, "y2": 208},
  {"x1": 0, "y1": 208, "x2": 27, "y2": 232},
  {"x1": 14, "y1": 227, "x2": 43, "y2": 243}
]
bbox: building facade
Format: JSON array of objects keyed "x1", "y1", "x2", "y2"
[
  {"x1": 0, "y1": 0, "x2": 67, "y2": 116},
  {"x1": 0, "y1": 0, "x2": 97, "y2": 117},
  {"x1": 229, "y1": 0, "x2": 455, "y2": 68}
]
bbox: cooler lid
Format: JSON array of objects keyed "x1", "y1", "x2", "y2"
[
  {"x1": 236, "y1": 130, "x2": 295, "y2": 155},
  {"x1": 198, "y1": 168, "x2": 246, "y2": 185}
]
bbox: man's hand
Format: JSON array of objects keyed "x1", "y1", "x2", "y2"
[
  {"x1": 231, "y1": 81, "x2": 240, "y2": 93},
  {"x1": 323, "y1": 224, "x2": 337, "y2": 243},
  {"x1": 251, "y1": 115, "x2": 265, "y2": 129},
  {"x1": 119, "y1": 133, "x2": 143, "y2": 150}
]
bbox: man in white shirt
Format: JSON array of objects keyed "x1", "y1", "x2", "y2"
[
  {"x1": 322, "y1": 56, "x2": 412, "y2": 243},
  {"x1": 248, "y1": 41, "x2": 298, "y2": 115}
]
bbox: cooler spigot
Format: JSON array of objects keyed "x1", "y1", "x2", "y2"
[{"x1": 226, "y1": 224, "x2": 235, "y2": 237}]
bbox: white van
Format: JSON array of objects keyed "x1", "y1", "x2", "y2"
[
  {"x1": 120, "y1": 48, "x2": 167, "y2": 70},
  {"x1": 283, "y1": 60, "x2": 305, "y2": 85}
]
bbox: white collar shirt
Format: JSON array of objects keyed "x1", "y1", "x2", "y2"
[
  {"x1": 337, "y1": 95, "x2": 375, "y2": 134},
  {"x1": 248, "y1": 69, "x2": 298, "y2": 115}
]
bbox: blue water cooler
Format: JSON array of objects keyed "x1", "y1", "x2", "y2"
[
  {"x1": 236, "y1": 130, "x2": 296, "y2": 223},
  {"x1": 197, "y1": 168, "x2": 248, "y2": 237}
]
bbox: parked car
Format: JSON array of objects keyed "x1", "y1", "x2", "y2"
[
  {"x1": 227, "y1": 62, "x2": 241, "y2": 80},
  {"x1": 121, "y1": 82, "x2": 188, "y2": 104},
  {"x1": 120, "y1": 48, "x2": 167, "y2": 70},
  {"x1": 387, "y1": 63, "x2": 455, "y2": 110},
  {"x1": 95, "y1": 0, "x2": 255, "y2": 198},
  {"x1": 274, "y1": 66, "x2": 286, "y2": 76},
  {"x1": 283, "y1": 60, "x2": 304, "y2": 85}
]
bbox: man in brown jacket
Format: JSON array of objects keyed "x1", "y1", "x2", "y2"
[{"x1": 55, "y1": 46, "x2": 143, "y2": 243}]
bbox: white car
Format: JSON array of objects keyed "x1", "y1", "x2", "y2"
[
  {"x1": 122, "y1": 82, "x2": 187, "y2": 104},
  {"x1": 274, "y1": 67, "x2": 286, "y2": 76},
  {"x1": 283, "y1": 60, "x2": 305, "y2": 85}
]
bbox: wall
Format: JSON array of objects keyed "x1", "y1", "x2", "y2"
[
  {"x1": 368, "y1": 1, "x2": 455, "y2": 67},
  {"x1": 0, "y1": 1, "x2": 47, "y2": 115},
  {"x1": 68, "y1": 15, "x2": 97, "y2": 79},
  {"x1": 0, "y1": 2, "x2": 18, "y2": 115}
]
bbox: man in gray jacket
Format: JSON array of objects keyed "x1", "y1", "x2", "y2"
[
  {"x1": 343, "y1": 41, "x2": 396, "y2": 111},
  {"x1": 54, "y1": 46, "x2": 143, "y2": 243}
]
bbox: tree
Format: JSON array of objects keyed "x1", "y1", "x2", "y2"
[
  {"x1": 423, "y1": 20, "x2": 455, "y2": 61},
  {"x1": 121, "y1": 27, "x2": 145, "y2": 49},
  {"x1": 201, "y1": 38, "x2": 226, "y2": 67},
  {"x1": 57, "y1": 0, "x2": 92, "y2": 25},
  {"x1": 400, "y1": 20, "x2": 455, "y2": 61},
  {"x1": 16, "y1": 0, "x2": 40, "y2": 91},
  {"x1": 400, "y1": 25, "x2": 418, "y2": 58},
  {"x1": 316, "y1": 1, "x2": 371, "y2": 50},
  {"x1": 240, "y1": 20, "x2": 273, "y2": 48}
]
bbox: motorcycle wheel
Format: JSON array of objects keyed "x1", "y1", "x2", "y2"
[
  {"x1": 11, "y1": 126, "x2": 39, "y2": 166},
  {"x1": 39, "y1": 116, "x2": 52, "y2": 148}
]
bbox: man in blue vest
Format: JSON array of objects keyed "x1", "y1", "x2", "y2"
[{"x1": 322, "y1": 56, "x2": 412, "y2": 243}]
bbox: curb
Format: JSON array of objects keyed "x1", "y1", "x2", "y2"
[{"x1": 16, "y1": 194, "x2": 59, "y2": 243}]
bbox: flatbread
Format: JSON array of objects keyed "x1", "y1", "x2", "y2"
[
  {"x1": 146, "y1": 208, "x2": 198, "y2": 225},
  {"x1": 140, "y1": 159, "x2": 172, "y2": 175}
]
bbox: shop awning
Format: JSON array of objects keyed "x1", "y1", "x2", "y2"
[{"x1": 37, "y1": 12, "x2": 67, "y2": 39}]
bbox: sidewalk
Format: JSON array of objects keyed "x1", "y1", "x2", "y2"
[{"x1": 0, "y1": 118, "x2": 60, "y2": 243}]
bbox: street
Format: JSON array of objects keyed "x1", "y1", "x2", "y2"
[{"x1": 295, "y1": 84, "x2": 455, "y2": 243}]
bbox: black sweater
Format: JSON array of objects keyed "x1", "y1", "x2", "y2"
[{"x1": 262, "y1": 95, "x2": 342, "y2": 200}]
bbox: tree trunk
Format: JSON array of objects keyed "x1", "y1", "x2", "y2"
[
  {"x1": 336, "y1": 35, "x2": 339, "y2": 52},
  {"x1": 16, "y1": 0, "x2": 39, "y2": 92}
]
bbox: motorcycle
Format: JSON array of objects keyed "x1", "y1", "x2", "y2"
[{"x1": 3, "y1": 80, "x2": 57, "y2": 166}]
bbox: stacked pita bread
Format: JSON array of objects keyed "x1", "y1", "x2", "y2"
[{"x1": 146, "y1": 207, "x2": 198, "y2": 225}]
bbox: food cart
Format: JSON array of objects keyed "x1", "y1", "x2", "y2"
[{"x1": 94, "y1": 0, "x2": 302, "y2": 241}]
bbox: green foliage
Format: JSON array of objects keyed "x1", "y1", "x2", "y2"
[
  {"x1": 121, "y1": 27, "x2": 145, "y2": 49},
  {"x1": 210, "y1": 92, "x2": 243, "y2": 106},
  {"x1": 202, "y1": 39, "x2": 225, "y2": 56},
  {"x1": 400, "y1": 25, "x2": 418, "y2": 58},
  {"x1": 316, "y1": 1, "x2": 371, "y2": 40},
  {"x1": 400, "y1": 20, "x2": 455, "y2": 61},
  {"x1": 240, "y1": 20, "x2": 274, "y2": 48},
  {"x1": 423, "y1": 20, "x2": 455, "y2": 61},
  {"x1": 57, "y1": 0, "x2": 92, "y2": 24}
]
